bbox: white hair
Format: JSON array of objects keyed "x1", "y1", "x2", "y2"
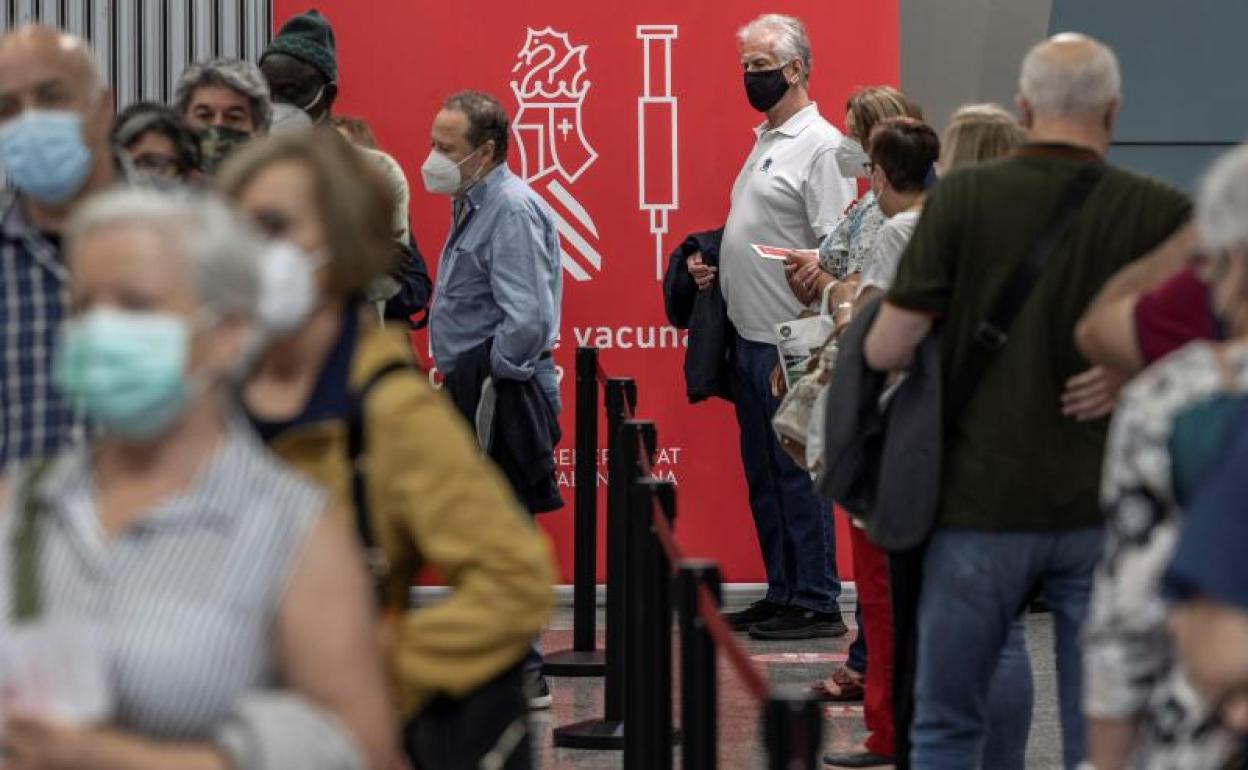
[
  {"x1": 1019, "y1": 33, "x2": 1120, "y2": 117},
  {"x1": 737, "y1": 14, "x2": 812, "y2": 82},
  {"x1": 67, "y1": 189, "x2": 263, "y2": 322},
  {"x1": 1197, "y1": 145, "x2": 1248, "y2": 254}
]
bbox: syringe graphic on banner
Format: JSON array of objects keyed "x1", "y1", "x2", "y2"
[{"x1": 637, "y1": 25, "x2": 679, "y2": 280}]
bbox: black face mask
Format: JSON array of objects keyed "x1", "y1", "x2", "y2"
[{"x1": 744, "y1": 67, "x2": 791, "y2": 112}]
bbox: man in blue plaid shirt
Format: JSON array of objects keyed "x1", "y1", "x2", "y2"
[{"x1": 0, "y1": 26, "x2": 124, "y2": 470}]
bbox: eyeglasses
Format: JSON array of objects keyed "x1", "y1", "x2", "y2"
[{"x1": 132, "y1": 153, "x2": 181, "y2": 177}]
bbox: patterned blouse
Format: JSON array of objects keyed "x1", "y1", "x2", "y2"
[
  {"x1": 1085, "y1": 342, "x2": 1247, "y2": 769},
  {"x1": 817, "y1": 191, "x2": 887, "y2": 279}
]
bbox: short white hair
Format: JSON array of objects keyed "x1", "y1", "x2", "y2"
[
  {"x1": 67, "y1": 189, "x2": 263, "y2": 321},
  {"x1": 737, "y1": 14, "x2": 812, "y2": 82},
  {"x1": 1198, "y1": 145, "x2": 1248, "y2": 254},
  {"x1": 1019, "y1": 33, "x2": 1120, "y2": 117}
]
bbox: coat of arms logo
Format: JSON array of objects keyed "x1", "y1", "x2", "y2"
[{"x1": 510, "y1": 27, "x2": 602, "y2": 281}]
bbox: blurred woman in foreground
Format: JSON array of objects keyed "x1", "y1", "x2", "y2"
[
  {"x1": 219, "y1": 131, "x2": 554, "y2": 770},
  {"x1": 0, "y1": 189, "x2": 393, "y2": 770}
]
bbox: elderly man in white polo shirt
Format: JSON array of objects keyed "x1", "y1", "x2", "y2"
[{"x1": 689, "y1": 13, "x2": 854, "y2": 640}]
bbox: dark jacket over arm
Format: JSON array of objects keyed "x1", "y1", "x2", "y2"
[
  {"x1": 384, "y1": 236, "x2": 433, "y2": 328},
  {"x1": 820, "y1": 299, "x2": 944, "y2": 551},
  {"x1": 662, "y1": 227, "x2": 734, "y2": 403},
  {"x1": 441, "y1": 341, "x2": 563, "y2": 514}
]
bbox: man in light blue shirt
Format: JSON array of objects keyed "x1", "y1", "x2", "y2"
[
  {"x1": 424, "y1": 90, "x2": 562, "y2": 713},
  {"x1": 426, "y1": 90, "x2": 562, "y2": 411}
]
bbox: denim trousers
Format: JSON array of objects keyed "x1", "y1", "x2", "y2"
[
  {"x1": 910, "y1": 527, "x2": 1103, "y2": 770},
  {"x1": 525, "y1": 363, "x2": 560, "y2": 672},
  {"x1": 730, "y1": 337, "x2": 840, "y2": 612}
]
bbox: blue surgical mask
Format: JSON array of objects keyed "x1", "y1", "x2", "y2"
[
  {"x1": 0, "y1": 109, "x2": 93, "y2": 205},
  {"x1": 54, "y1": 309, "x2": 198, "y2": 440}
]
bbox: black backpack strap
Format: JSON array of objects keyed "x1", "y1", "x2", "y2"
[
  {"x1": 346, "y1": 361, "x2": 411, "y2": 594},
  {"x1": 946, "y1": 161, "x2": 1107, "y2": 428},
  {"x1": 12, "y1": 460, "x2": 53, "y2": 622}
]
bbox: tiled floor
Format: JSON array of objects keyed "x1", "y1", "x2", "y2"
[{"x1": 531, "y1": 603, "x2": 1064, "y2": 769}]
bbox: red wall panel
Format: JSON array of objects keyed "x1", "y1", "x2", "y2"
[{"x1": 274, "y1": 0, "x2": 900, "y2": 583}]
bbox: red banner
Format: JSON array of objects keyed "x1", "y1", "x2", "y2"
[{"x1": 274, "y1": 0, "x2": 899, "y2": 582}]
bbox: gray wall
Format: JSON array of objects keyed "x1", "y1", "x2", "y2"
[
  {"x1": 1051, "y1": 0, "x2": 1246, "y2": 190},
  {"x1": 0, "y1": 0, "x2": 272, "y2": 108},
  {"x1": 900, "y1": 0, "x2": 1053, "y2": 133},
  {"x1": 901, "y1": 0, "x2": 1245, "y2": 192}
]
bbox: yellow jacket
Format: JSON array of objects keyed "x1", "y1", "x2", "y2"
[{"x1": 268, "y1": 325, "x2": 555, "y2": 717}]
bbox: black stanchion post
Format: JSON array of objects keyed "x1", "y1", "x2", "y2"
[
  {"x1": 679, "y1": 560, "x2": 721, "y2": 770},
  {"x1": 646, "y1": 475, "x2": 678, "y2": 770},
  {"x1": 544, "y1": 347, "x2": 605, "y2": 677},
  {"x1": 764, "y1": 695, "x2": 823, "y2": 770},
  {"x1": 552, "y1": 377, "x2": 636, "y2": 750},
  {"x1": 623, "y1": 422, "x2": 669, "y2": 770}
]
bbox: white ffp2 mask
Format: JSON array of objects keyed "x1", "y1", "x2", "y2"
[
  {"x1": 835, "y1": 137, "x2": 871, "y2": 179},
  {"x1": 257, "y1": 241, "x2": 323, "y2": 335},
  {"x1": 421, "y1": 147, "x2": 485, "y2": 196}
]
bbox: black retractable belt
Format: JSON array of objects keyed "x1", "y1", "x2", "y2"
[{"x1": 346, "y1": 361, "x2": 411, "y2": 600}]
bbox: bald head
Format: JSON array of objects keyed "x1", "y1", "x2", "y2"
[
  {"x1": 0, "y1": 25, "x2": 114, "y2": 211},
  {"x1": 0, "y1": 25, "x2": 102, "y2": 91},
  {"x1": 0, "y1": 25, "x2": 105, "y2": 126},
  {"x1": 1019, "y1": 33, "x2": 1120, "y2": 119}
]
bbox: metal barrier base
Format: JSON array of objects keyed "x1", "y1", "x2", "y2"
[
  {"x1": 542, "y1": 648, "x2": 606, "y2": 677},
  {"x1": 552, "y1": 718, "x2": 625, "y2": 750}
]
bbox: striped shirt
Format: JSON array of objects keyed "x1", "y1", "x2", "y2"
[
  {"x1": 0, "y1": 186, "x2": 77, "y2": 470},
  {"x1": 0, "y1": 421, "x2": 326, "y2": 739}
]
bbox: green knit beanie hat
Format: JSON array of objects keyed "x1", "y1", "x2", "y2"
[{"x1": 263, "y1": 9, "x2": 337, "y2": 83}]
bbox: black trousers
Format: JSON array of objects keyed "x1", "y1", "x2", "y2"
[
  {"x1": 404, "y1": 662, "x2": 532, "y2": 770},
  {"x1": 888, "y1": 545, "x2": 926, "y2": 770}
]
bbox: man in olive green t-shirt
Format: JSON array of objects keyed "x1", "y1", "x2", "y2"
[{"x1": 864, "y1": 34, "x2": 1190, "y2": 770}]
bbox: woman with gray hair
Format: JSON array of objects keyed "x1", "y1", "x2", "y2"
[
  {"x1": 0, "y1": 189, "x2": 395, "y2": 770},
  {"x1": 175, "y1": 58, "x2": 272, "y2": 175},
  {"x1": 1083, "y1": 144, "x2": 1248, "y2": 770}
]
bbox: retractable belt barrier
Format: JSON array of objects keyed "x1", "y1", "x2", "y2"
[{"x1": 551, "y1": 347, "x2": 823, "y2": 769}]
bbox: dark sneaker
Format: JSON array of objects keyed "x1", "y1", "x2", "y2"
[
  {"x1": 525, "y1": 668, "x2": 552, "y2": 710},
  {"x1": 724, "y1": 599, "x2": 784, "y2": 632},
  {"x1": 749, "y1": 607, "x2": 848, "y2": 640}
]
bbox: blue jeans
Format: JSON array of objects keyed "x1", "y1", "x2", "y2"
[
  {"x1": 911, "y1": 528, "x2": 1103, "y2": 770},
  {"x1": 527, "y1": 357, "x2": 561, "y2": 674},
  {"x1": 730, "y1": 337, "x2": 840, "y2": 613},
  {"x1": 983, "y1": 621, "x2": 1033, "y2": 769},
  {"x1": 534, "y1": 358, "x2": 562, "y2": 414}
]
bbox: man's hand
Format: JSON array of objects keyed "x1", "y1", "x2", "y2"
[
  {"x1": 770, "y1": 362, "x2": 788, "y2": 398},
  {"x1": 686, "y1": 251, "x2": 717, "y2": 291},
  {"x1": 1062, "y1": 366, "x2": 1126, "y2": 422},
  {"x1": 784, "y1": 251, "x2": 831, "y2": 305}
]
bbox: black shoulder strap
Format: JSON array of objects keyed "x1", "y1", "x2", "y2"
[
  {"x1": 946, "y1": 161, "x2": 1107, "y2": 428},
  {"x1": 12, "y1": 460, "x2": 53, "y2": 622},
  {"x1": 346, "y1": 361, "x2": 410, "y2": 586}
]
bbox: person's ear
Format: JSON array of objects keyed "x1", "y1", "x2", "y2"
[
  {"x1": 323, "y1": 83, "x2": 338, "y2": 115},
  {"x1": 1104, "y1": 97, "x2": 1121, "y2": 135},
  {"x1": 87, "y1": 87, "x2": 115, "y2": 149},
  {"x1": 1015, "y1": 95, "x2": 1034, "y2": 130},
  {"x1": 209, "y1": 316, "x2": 251, "y2": 377},
  {"x1": 786, "y1": 58, "x2": 803, "y2": 85}
]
